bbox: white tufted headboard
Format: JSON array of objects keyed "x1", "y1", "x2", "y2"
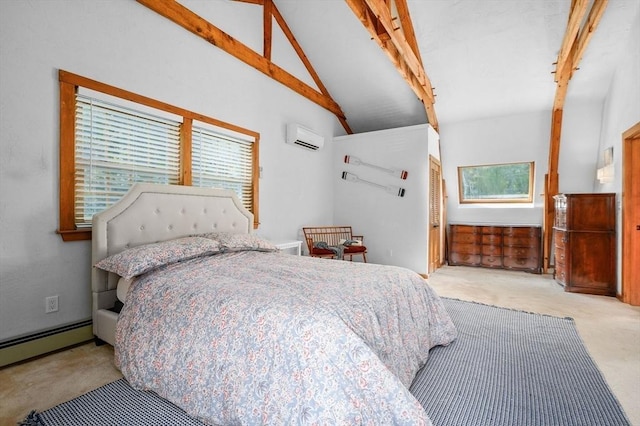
[{"x1": 91, "y1": 183, "x2": 254, "y2": 345}]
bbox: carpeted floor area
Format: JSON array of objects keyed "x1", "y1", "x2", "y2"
[{"x1": 17, "y1": 298, "x2": 631, "y2": 426}]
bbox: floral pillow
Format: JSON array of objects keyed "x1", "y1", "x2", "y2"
[
  {"x1": 94, "y1": 237, "x2": 221, "y2": 279},
  {"x1": 201, "y1": 232, "x2": 278, "y2": 253}
]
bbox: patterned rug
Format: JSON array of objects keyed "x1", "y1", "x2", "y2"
[{"x1": 21, "y1": 298, "x2": 630, "y2": 426}]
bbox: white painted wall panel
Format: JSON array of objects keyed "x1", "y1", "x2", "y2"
[
  {"x1": 333, "y1": 124, "x2": 436, "y2": 274},
  {"x1": 0, "y1": 0, "x2": 337, "y2": 341},
  {"x1": 440, "y1": 111, "x2": 551, "y2": 226},
  {"x1": 596, "y1": 10, "x2": 640, "y2": 292}
]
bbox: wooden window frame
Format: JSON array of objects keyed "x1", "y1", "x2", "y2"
[
  {"x1": 57, "y1": 70, "x2": 260, "y2": 241},
  {"x1": 457, "y1": 161, "x2": 534, "y2": 204}
]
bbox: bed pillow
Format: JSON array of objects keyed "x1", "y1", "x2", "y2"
[
  {"x1": 116, "y1": 276, "x2": 135, "y2": 303},
  {"x1": 201, "y1": 232, "x2": 278, "y2": 253},
  {"x1": 94, "y1": 237, "x2": 221, "y2": 279}
]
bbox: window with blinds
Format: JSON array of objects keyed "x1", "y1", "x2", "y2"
[
  {"x1": 192, "y1": 126, "x2": 254, "y2": 212},
  {"x1": 75, "y1": 95, "x2": 181, "y2": 227},
  {"x1": 58, "y1": 70, "x2": 260, "y2": 241}
]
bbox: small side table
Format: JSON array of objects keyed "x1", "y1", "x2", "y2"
[{"x1": 273, "y1": 240, "x2": 303, "y2": 256}]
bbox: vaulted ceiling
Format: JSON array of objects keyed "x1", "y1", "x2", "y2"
[
  {"x1": 276, "y1": 0, "x2": 637, "y2": 134},
  {"x1": 153, "y1": 0, "x2": 638, "y2": 135}
]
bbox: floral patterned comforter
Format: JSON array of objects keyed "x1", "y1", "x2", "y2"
[{"x1": 115, "y1": 251, "x2": 457, "y2": 425}]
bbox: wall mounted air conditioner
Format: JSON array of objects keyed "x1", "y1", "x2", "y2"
[{"x1": 286, "y1": 123, "x2": 324, "y2": 151}]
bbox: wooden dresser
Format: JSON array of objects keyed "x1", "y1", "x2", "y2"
[
  {"x1": 553, "y1": 193, "x2": 616, "y2": 296},
  {"x1": 449, "y1": 224, "x2": 542, "y2": 273}
]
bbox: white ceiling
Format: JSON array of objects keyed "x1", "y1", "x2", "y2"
[{"x1": 273, "y1": 0, "x2": 639, "y2": 134}]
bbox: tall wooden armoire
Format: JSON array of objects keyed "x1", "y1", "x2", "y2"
[{"x1": 553, "y1": 193, "x2": 616, "y2": 296}]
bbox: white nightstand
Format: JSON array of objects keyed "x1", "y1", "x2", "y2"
[{"x1": 273, "y1": 240, "x2": 303, "y2": 256}]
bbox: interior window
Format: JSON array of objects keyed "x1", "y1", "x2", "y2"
[
  {"x1": 457, "y1": 161, "x2": 534, "y2": 204},
  {"x1": 58, "y1": 70, "x2": 260, "y2": 241}
]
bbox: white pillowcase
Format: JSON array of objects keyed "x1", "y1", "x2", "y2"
[{"x1": 117, "y1": 277, "x2": 135, "y2": 303}]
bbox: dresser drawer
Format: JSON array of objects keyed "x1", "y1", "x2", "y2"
[
  {"x1": 555, "y1": 261, "x2": 567, "y2": 285},
  {"x1": 453, "y1": 233, "x2": 481, "y2": 244},
  {"x1": 554, "y1": 231, "x2": 567, "y2": 249},
  {"x1": 503, "y1": 235, "x2": 539, "y2": 247},
  {"x1": 451, "y1": 225, "x2": 480, "y2": 234},
  {"x1": 451, "y1": 242, "x2": 480, "y2": 254},
  {"x1": 503, "y1": 227, "x2": 541, "y2": 237},
  {"x1": 482, "y1": 234, "x2": 502, "y2": 244},
  {"x1": 503, "y1": 246, "x2": 538, "y2": 258},
  {"x1": 482, "y1": 244, "x2": 502, "y2": 256},
  {"x1": 554, "y1": 245, "x2": 566, "y2": 264},
  {"x1": 503, "y1": 256, "x2": 540, "y2": 271},
  {"x1": 481, "y1": 255, "x2": 503, "y2": 268},
  {"x1": 482, "y1": 226, "x2": 503, "y2": 234},
  {"x1": 449, "y1": 252, "x2": 481, "y2": 266}
]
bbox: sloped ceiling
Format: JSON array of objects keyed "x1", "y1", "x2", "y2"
[
  {"x1": 172, "y1": 1, "x2": 639, "y2": 135},
  {"x1": 271, "y1": 0, "x2": 639, "y2": 134}
]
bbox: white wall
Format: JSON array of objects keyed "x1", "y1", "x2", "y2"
[
  {"x1": 594, "y1": 9, "x2": 640, "y2": 291},
  {"x1": 333, "y1": 124, "x2": 438, "y2": 274},
  {"x1": 0, "y1": 1, "x2": 338, "y2": 341},
  {"x1": 440, "y1": 104, "x2": 603, "y2": 226},
  {"x1": 440, "y1": 111, "x2": 552, "y2": 225},
  {"x1": 558, "y1": 101, "x2": 606, "y2": 193}
]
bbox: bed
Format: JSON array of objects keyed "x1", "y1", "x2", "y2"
[{"x1": 92, "y1": 183, "x2": 457, "y2": 425}]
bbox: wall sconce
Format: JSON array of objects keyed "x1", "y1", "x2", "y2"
[
  {"x1": 597, "y1": 147, "x2": 614, "y2": 184},
  {"x1": 597, "y1": 164, "x2": 614, "y2": 184}
]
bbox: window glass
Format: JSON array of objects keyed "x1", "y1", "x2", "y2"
[
  {"x1": 458, "y1": 161, "x2": 534, "y2": 203},
  {"x1": 75, "y1": 95, "x2": 181, "y2": 226},
  {"x1": 192, "y1": 125, "x2": 254, "y2": 212}
]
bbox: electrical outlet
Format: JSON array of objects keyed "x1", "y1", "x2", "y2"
[{"x1": 45, "y1": 295, "x2": 59, "y2": 313}]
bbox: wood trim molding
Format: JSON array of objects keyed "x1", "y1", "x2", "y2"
[
  {"x1": 58, "y1": 80, "x2": 76, "y2": 237},
  {"x1": 57, "y1": 70, "x2": 262, "y2": 239},
  {"x1": 180, "y1": 118, "x2": 193, "y2": 186},
  {"x1": 622, "y1": 121, "x2": 640, "y2": 305}
]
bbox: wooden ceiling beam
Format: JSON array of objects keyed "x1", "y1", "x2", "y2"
[
  {"x1": 391, "y1": 0, "x2": 438, "y2": 131},
  {"x1": 263, "y1": 0, "x2": 273, "y2": 60},
  {"x1": 394, "y1": 0, "x2": 424, "y2": 66},
  {"x1": 552, "y1": 36, "x2": 577, "y2": 112},
  {"x1": 554, "y1": 0, "x2": 588, "y2": 81},
  {"x1": 136, "y1": 0, "x2": 350, "y2": 129},
  {"x1": 345, "y1": 0, "x2": 438, "y2": 131},
  {"x1": 363, "y1": 0, "x2": 428, "y2": 90},
  {"x1": 550, "y1": 0, "x2": 609, "y2": 171},
  {"x1": 543, "y1": 0, "x2": 608, "y2": 272},
  {"x1": 573, "y1": 0, "x2": 609, "y2": 70}
]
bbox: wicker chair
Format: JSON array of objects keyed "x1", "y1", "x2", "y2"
[{"x1": 302, "y1": 226, "x2": 367, "y2": 262}]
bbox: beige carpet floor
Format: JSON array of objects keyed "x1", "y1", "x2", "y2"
[{"x1": 1, "y1": 265, "x2": 638, "y2": 425}]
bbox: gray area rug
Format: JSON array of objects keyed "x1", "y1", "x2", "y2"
[
  {"x1": 21, "y1": 298, "x2": 629, "y2": 426},
  {"x1": 410, "y1": 298, "x2": 630, "y2": 426}
]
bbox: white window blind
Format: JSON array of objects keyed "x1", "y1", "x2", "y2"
[
  {"x1": 192, "y1": 125, "x2": 254, "y2": 211},
  {"x1": 74, "y1": 95, "x2": 181, "y2": 227}
]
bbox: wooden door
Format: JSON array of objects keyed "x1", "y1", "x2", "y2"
[
  {"x1": 429, "y1": 155, "x2": 443, "y2": 273},
  {"x1": 622, "y1": 122, "x2": 640, "y2": 305}
]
